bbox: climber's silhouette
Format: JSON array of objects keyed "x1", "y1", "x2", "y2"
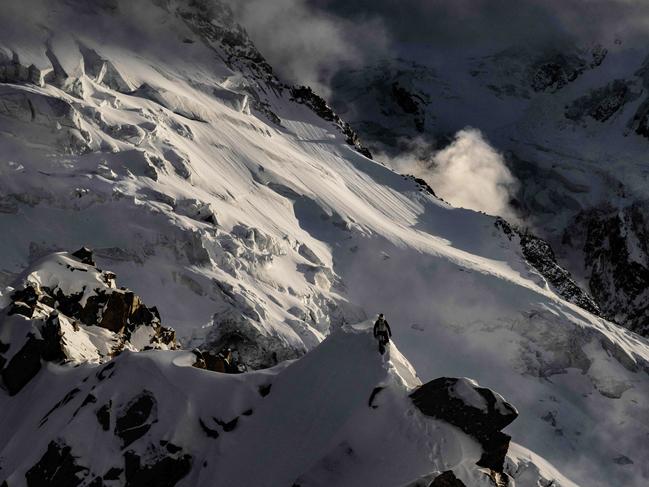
[{"x1": 373, "y1": 313, "x2": 392, "y2": 354}]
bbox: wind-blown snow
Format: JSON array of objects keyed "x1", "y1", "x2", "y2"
[{"x1": 378, "y1": 129, "x2": 520, "y2": 221}]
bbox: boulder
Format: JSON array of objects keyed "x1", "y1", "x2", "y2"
[
  {"x1": 8, "y1": 286, "x2": 39, "y2": 317},
  {"x1": 96, "y1": 401, "x2": 112, "y2": 431},
  {"x1": 191, "y1": 348, "x2": 242, "y2": 373},
  {"x1": 429, "y1": 471, "x2": 466, "y2": 487},
  {"x1": 71, "y1": 246, "x2": 96, "y2": 266},
  {"x1": 25, "y1": 441, "x2": 89, "y2": 487},
  {"x1": 1, "y1": 335, "x2": 45, "y2": 395},
  {"x1": 410, "y1": 377, "x2": 518, "y2": 472},
  {"x1": 123, "y1": 447, "x2": 192, "y2": 487},
  {"x1": 115, "y1": 391, "x2": 157, "y2": 448}
]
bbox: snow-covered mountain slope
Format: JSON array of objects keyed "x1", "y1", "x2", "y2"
[
  {"x1": 0, "y1": 322, "x2": 535, "y2": 487},
  {"x1": 0, "y1": 1, "x2": 648, "y2": 486},
  {"x1": 329, "y1": 45, "x2": 649, "y2": 337}
]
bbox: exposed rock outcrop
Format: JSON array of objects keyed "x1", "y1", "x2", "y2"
[
  {"x1": 565, "y1": 204, "x2": 649, "y2": 335},
  {"x1": 0, "y1": 334, "x2": 51, "y2": 395},
  {"x1": 390, "y1": 82, "x2": 427, "y2": 132},
  {"x1": 566, "y1": 79, "x2": 638, "y2": 123},
  {"x1": 0, "y1": 249, "x2": 178, "y2": 395},
  {"x1": 115, "y1": 391, "x2": 158, "y2": 448},
  {"x1": 191, "y1": 347, "x2": 245, "y2": 373},
  {"x1": 25, "y1": 441, "x2": 92, "y2": 487},
  {"x1": 123, "y1": 446, "x2": 192, "y2": 487},
  {"x1": 496, "y1": 218, "x2": 600, "y2": 315},
  {"x1": 410, "y1": 377, "x2": 518, "y2": 473},
  {"x1": 470, "y1": 45, "x2": 607, "y2": 100},
  {"x1": 528, "y1": 46, "x2": 607, "y2": 93},
  {"x1": 329, "y1": 59, "x2": 435, "y2": 148},
  {"x1": 289, "y1": 85, "x2": 372, "y2": 159},
  {"x1": 429, "y1": 471, "x2": 466, "y2": 487},
  {"x1": 20, "y1": 430, "x2": 192, "y2": 487}
]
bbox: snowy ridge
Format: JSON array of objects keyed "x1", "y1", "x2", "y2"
[
  {"x1": 0, "y1": 1, "x2": 647, "y2": 486},
  {"x1": 0, "y1": 324, "x2": 524, "y2": 487}
]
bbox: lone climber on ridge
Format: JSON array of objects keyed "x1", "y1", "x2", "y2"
[{"x1": 373, "y1": 313, "x2": 392, "y2": 354}]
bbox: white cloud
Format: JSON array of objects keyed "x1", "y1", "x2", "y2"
[
  {"x1": 380, "y1": 129, "x2": 520, "y2": 221},
  {"x1": 225, "y1": 0, "x2": 390, "y2": 96}
]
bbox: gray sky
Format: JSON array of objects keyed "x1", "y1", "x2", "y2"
[
  {"x1": 311, "y1": 0, "x2": 649, "y2": 47},
  {"x1": 228, "y1": 0, "x2": 649, "y2": 90}
]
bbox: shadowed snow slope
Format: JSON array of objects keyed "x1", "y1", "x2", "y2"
[
  {"x1": 0, "y1": 1, "x2": 648, "y2": 486},
  {"x1": 0, "y1": 325, "x2": 500, "y2": 487}
]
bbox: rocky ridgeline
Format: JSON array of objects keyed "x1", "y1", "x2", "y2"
[
  {"x1": 496, "y1": 219, "x2": 600, "y2": 315},
  {"x1": 173, "y1": 0, "x2": 372, "y2": 158},
  {"x1": 0, "y1": 248, "x2": 177, "y2": 395},
  {"x1": 289, "y1": 86, "x2": 373, "y2": 158}
]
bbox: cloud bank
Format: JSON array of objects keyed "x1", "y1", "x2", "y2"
[
  {"x1": 310, "y1": 0, "x2": 649, "y2": 49},
  {"x1": 382, "y1": 129, "x2": 519, "y2": 221},
  {"x1": 225, "y1": 0, "x2": 390, "y2": 95},
  {"x1": 225, "y1": 0, "x2": 649, "y2": 105}
]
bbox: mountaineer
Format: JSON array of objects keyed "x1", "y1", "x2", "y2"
[{"x1": 373, "y1": 313, "x2": 392, "y2": 354}]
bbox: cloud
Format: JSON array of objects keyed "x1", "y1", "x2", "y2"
[
  {"x1": 224, "y1": 0, "x2": 390, "y2": 96},
  {"x1": 309, "y1": 0, "x2": 649, "y2": 49},
  {"x1": 379, "y1": 129, "x2": 519, "y2": 221}
]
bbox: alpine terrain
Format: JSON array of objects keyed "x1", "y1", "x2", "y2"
[{"x1": 0, "y1": 1, "x2": 647, "y2": 487}]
